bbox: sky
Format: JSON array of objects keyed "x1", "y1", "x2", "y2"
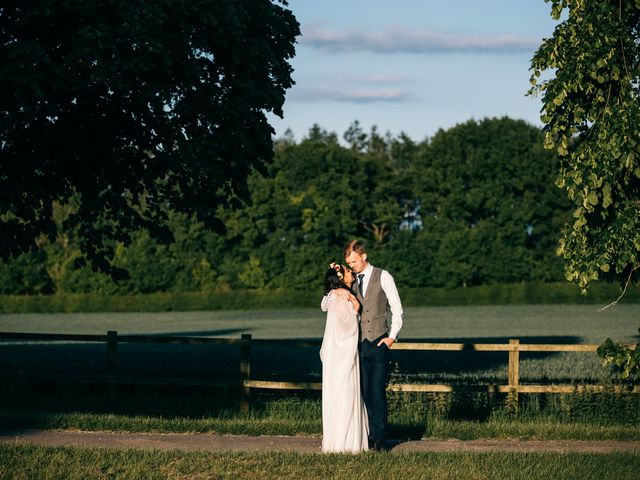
[{"x1": 268, "y1": 0, "x2": 561, "y2": 143}]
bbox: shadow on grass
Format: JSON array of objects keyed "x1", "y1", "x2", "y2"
[
  {"x1": 250, "y1": 335, "x2": 582, "y2": 382},
  {"x1": 0, "y1": 381, "x2": 245, "y2": 426},
  {"x1": 390, "y1": 335, "x2": 581, "y2": 376},
  {"x1": 387, "y1": 423, "x2": 428, "y2": 441},
  {"x1": 0, "y1": 335, "x2": 581, "y2": 385},
  {"x1": 0, "y1": 333, "x2": 585, "y2": 436},
  {"x1": 2, "y1": 376, "x2": 639, "y2": 434},
  {"x1": 142, "y1": 328, "x2": 249, "y2": 337}
]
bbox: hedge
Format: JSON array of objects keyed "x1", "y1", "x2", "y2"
[{"x1": 0, "y1": 282, "x2": 637, "y2": 313}]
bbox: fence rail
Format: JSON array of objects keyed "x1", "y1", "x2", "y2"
[{"x1": 1, "y1": 331, "x2": 638, "y2": 412}]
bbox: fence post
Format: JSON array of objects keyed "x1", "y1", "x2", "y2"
[
  {"x1": 240, "y1": 333, "x2": 252, "y2": 413},
  {"x1": 487, "y1": 384, "x2": 496, "y2": 410},
  {"x1": 106, "y1": 330, "x2": 118, "y2": 402},
  {"x1": 508, "y1": 338, "x2": 520, "y2": 414}
]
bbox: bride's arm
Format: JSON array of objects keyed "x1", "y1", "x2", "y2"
[
  {"x1": 349, "y1": 295, "x2": 360, "y2": 313},
  {"x1": 322, "y1": 291, "x2": 350, "y2": 313},
  {"x1": 320, "y1": 293, "x2": 332, "y2": 312},
  {"x1": 333, "y1": 288, "x2": 360, "y2": 313},
  {"x1": 332, "y1": 288, "x2": 360, "y2": 313},
  {"x1": 324, "y1": 288, "x2": 359, "y2": 315},
  {"x1": 332, "y1": 288, "x2": 356, "y2": 302},
  {"x1": 333, "y1": 291, "x2": 359, "y2": 336}
]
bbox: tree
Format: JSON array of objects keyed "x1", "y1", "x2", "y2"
[
  {"x1": 224, "y1": 125, "x2": 411, "y2": 289},
  {"x1": 0, "y1": 118, "x2": 581, "y2": 294},
  {"x1": 411, "y1": 117, "x2": 570, "y2": 287},
  {"x1": 224, "y1": 129, "x2": 365, "y2": 289},
  {"x1": 0, "y1": 250, "x2": 51, "y2": 294},
  {"x1": 530, "y1": 0, "x2": 640, "y2": 385},
  {"x1": 0, "y1": 0, "x2": 300, "y2": 272},
  {"x1": 529, "y1": 0, "x2": 640, "y2": 291}
]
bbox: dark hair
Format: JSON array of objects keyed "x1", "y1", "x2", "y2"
[{"x1": 324, "y1": 265, "x2": 344, "y2": 294}]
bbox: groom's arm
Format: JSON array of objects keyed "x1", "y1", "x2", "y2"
[{"x1": 378, "y1": 270, "x2": 403, "y2": 346}]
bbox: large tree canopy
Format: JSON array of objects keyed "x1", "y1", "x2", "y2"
[
  {"x1": 0, "y1": 0, "x2": 299, "y2": 271},
  {"x1": 529, "y1": 0, "x2": 640, "y2": 290},
  {"x1": 221, "y1": 118, "x2": 568, "y2": 290},
  {"x1": 0, "y1": 118, "x2": 572, "y2": 293},
  {"x1": 411, "y1": 117, "x2": 569, "y2": 287}
]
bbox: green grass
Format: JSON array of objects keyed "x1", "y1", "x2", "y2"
[
  {"x1": 2, "y1": 410, "x2": 640, "y2": 441},
  {"x1": 2, "y1": 392, "x2": 640, "y2": 441},
  {"x1": 0, "y1": 410, "x2": 322, "y2": 437},
  {"x1": 1, "y1": 304, "x2": 637, "y2": 340},
  {"x1": 1, "y1": 282, "x2": 637, "y2": 313},
  {"x1": 1, "y1": 305, "x2": 638, "y2": 441},
  {"x1": 1, "y1": 304, "x2": 637, "y2": 384},
  {"x1": 1, "y1": 445, "x2": 639, "y2": 480}
]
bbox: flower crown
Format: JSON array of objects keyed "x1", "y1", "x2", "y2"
[{"x1": 329, "y1": 262, "x2": 343, "y2": 280}]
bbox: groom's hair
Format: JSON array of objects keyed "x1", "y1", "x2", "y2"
[{"x1": 343, "y1": 239, "x2": 366, "y2": 259}]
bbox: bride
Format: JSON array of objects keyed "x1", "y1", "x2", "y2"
[{"x1": 320, "y1": 262, "x2": 369, "y2": 453}]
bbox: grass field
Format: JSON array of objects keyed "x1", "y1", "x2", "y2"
[
  {"x1": 1, "y1": 445, "x2": 639, "y2": 480},
  {"x1": 1, "y1": 304, "x2": 637, "y2": 340},
  {"x1": 1, "y1": 305, "x2": 638, "y2": 438},
  {"x1": 2, "y1": 400, "x2": 640, "y2": 440},
  {"x1": 1, "y1": 304, "x2": 637, "y2": 384}
]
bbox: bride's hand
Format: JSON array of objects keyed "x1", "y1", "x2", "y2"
[
  {"x1": 333, "y1": 288, "x2": 352, "y2": 301},
  {"x1": 349, "y1": 296, "x2": 360, "y2": 312}
]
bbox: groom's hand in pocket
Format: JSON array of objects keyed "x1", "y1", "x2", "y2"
[{"x1": 377, "y1": 337, "x2": 395, "y2": 349}]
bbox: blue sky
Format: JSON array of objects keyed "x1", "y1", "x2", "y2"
[{"x1": 269, "y1": 0, "x2": 560, "y2": 142}]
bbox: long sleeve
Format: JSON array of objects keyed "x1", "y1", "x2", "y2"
[
  {"x1": 320, "y1": 291, "x2": 357, "y2": 363},
  {"x1": 380, "y1": 269, "x2": 403, "y2": 340},
  {"x1": 321, "y1": 293, "x2": 332, "y2": 312}
]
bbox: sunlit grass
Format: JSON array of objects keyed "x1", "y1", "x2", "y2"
[
  {"x1": 1, "y1": 305, "x2": 637, "y2": 385},
  {"x1": 1, "y1": 304, "x2": 638, "y2": 444},
  {"x1": 1, "y1": 445, "x2": 639, "y2": 480},
  {"x1": 2, "y1": 393, "x2": 639, "y2": 441},
  {"x1": 0, "y1": 304, "x2": 637, "y2": 340}
]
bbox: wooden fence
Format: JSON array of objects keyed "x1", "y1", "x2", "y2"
[{"x1": 1, "y1": 331, "x2": 638, "y2": 413}]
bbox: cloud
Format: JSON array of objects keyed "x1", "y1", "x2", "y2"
[
  {"x1": 340, "y1": 74, "x2": 409, "y2": 85},
  {"x1": 290, "y1": 86, "x2": 412, "y2": 103},
  {"x1": 301, "y1": 27, "x2": 539, "y2": 54}
]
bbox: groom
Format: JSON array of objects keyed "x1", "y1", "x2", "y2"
[{"x1": 343, "y1": 239, "x2": 403, "y2": 451}]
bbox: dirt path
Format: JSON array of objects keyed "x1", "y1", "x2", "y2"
[{"x1": 1, "y1": 429, "x2": 639, "y2": 454}]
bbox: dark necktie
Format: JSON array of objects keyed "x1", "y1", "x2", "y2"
[{"x1": 358, "y1": 273, "x2": 365, "y2": 297}]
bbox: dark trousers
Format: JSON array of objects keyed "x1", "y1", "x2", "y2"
[{"x1": 359, "y1": 333, "x2": 390, "y2": 442}]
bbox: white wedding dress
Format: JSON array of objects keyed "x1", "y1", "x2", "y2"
[{"x1": 320, "y1": 291, "x2": 369, "y2": 453}]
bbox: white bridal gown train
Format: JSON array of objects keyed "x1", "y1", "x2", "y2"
[{"x1": 320, "y1": 291, "x2": 369, "y2": 453}]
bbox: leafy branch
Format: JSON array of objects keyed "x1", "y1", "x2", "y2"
[{"x1": 597, "y1": 328, "x2": 640, "y2": 384}]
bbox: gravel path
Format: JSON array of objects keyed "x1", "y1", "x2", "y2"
[{"x1": 1, "y1": 430, "x2": 639, "y2": 454}]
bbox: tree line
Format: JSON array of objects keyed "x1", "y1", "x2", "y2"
[{"x1": 0, "y1": 117, "x2": 573, "y2": 295}]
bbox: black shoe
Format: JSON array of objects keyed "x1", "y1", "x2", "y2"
[{"x1": 371, "y1": 439, "x2": 384, "y2": 452}]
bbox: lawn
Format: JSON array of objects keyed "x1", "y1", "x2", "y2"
[
  {"x1": 1, "y1": 445, "x2": 639, "y2": 480},
  {"x1": 2, "y1": 404, "x2": 640, "y2": 440},
  {"x1": 1, "y1": 304, "x2": 638, "y2": 439},
  {"x1": 1, "y1": 304, "x2": 637, "y2": 341},
  {"x1": 1, "y1": 304, "x2": 637, "y2": 384}
]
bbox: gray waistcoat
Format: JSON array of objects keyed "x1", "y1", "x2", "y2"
[{"x1": 356, "y1": 266, "x2": 389, "y2": 342}]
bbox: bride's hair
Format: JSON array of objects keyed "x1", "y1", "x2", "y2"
[{"x1": 324, "y1": 263, "x2": 346, "y2": 294}]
